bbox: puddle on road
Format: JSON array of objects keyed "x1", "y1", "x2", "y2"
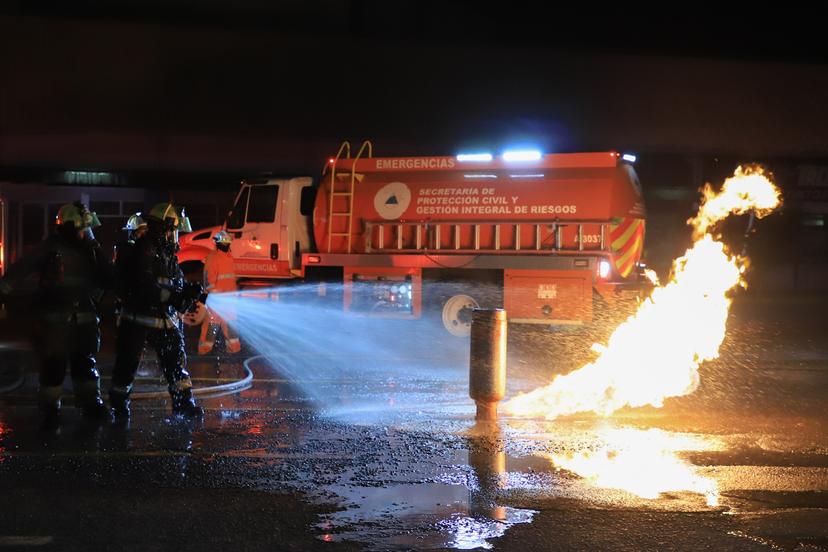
[
  {"x1": 308, "y1": 420, "x2": 731, "y2": 550},
  {"x1": 316, "y1": 473, "x2": 536, "y2": 550}
]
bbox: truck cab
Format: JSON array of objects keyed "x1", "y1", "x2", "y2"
[{"x1": 179, "y1": 176, "x2": 316, "y2": 280}]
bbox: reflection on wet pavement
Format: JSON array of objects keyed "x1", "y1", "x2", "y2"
[
  {"x1": 316, "y1": 422, "x2": 538, "y2": 550},
  {"x1": 538, "y1": 427, "x2": 721, "y2": 506},
  {"x1": 2, "y1": 311, "x2": 828, "y2": 551}
]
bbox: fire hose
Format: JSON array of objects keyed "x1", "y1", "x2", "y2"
[
  {"x1": 0, "y1": 348, "x2": 254, "y2": 399},
  {"x1": 130, "y1": 358, "x2": 253, "y2": 400}
]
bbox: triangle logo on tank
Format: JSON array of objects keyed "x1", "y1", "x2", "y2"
[{"x1": 374, "y1": 182, "x2": 411, "y2": 220}]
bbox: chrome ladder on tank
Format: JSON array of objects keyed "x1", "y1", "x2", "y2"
[
  {"x1": 364, "y1": 220, "x2": 610, "y2": 254},
  {"x1": 326, "y1": 140, "x2": 373, "y2": 254}
]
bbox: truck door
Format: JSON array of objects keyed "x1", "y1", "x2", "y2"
[{"x1": 226, "y1": 183, "x2": 290, "y2": 278}]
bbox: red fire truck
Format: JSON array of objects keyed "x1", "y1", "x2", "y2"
[{"x1": 178, "y1": 141, "x2": 646, "y2": 336}]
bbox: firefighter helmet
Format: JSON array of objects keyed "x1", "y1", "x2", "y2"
[
  {"x1": 56, "y1": 202, "x2": 101, "y2": 230},
  {"x1": 146, "y1": 203, "x2": 192, "y2": 233},
  {"x1": 212, "y1": 230, "x2": 232, "y2": 246},
  {"x1": 122, "y1": 212, "x2": 147, "y2": 232}
]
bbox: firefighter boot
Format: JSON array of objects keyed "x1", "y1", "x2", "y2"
[
  {"x1": 198, "y1": 320, "x2": 217, "y2": 356},
  {"x1": 73, "y1": 378, "x2": 111, "y2": 422},
  {"x1": 109, "y1": 387, "x2": 132, "y2": 421},
  {"x1": 38, "y1": 385, "x2": 63, "y2": 430},
  {"x1": 171, "y1": 387, "x2": 204, "y2": 418},
  {"x1": 223, "y1": 323, "x2": 241, "y2": 354}
]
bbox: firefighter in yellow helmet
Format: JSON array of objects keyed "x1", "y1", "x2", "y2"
[
  {"x1": 0, "y1": 202, "x2": 113, "y2": 427},
  {"x1": 198, "y1": 230, "x2": 241, "y2": 355},
  {"x1": 110, "y1": 202, "x2": 205, "y2": 419}
]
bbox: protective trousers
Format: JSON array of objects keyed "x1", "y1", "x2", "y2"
[
  {"x1": 35, "y1": 316, "x2": 103, "y2": 413},
  {"x1": 111, "y1": 319, "x2": 195, "y2": 407},
  {"x1": 198, "y1": 309, "x2": 241, "y2": 355}
]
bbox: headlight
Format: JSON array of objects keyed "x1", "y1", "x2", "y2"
[{"x1": 599, "y1": 260, "x2": 611, "y2": 279}]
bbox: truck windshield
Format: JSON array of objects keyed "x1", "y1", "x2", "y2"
[
  {"x1": 226, "y1": 186, "x2": 250, "y2": 230},
  {"x1": 246, "y1": 185, "x2": 279, "y2": 223}
]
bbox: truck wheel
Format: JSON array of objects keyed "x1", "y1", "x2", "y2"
[{"x1": 441, "y1": 294, "x2": 479, "y2": 337}]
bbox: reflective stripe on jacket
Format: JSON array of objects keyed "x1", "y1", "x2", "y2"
[{"x1": 204, "y1": 251, "x2": 237, "y2": 293}]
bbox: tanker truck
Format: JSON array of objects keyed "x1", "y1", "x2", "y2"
[{"x1": 178, "y1": 141, "x2": 646, "y2": 336}]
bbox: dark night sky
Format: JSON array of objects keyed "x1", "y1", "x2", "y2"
[{"x1": 2, "y1": 2, "x2": 828, "y2": 175}]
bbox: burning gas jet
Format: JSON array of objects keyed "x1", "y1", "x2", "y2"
[{"x1": 504, "y1": 166, "x2": 781, "y2": 420}]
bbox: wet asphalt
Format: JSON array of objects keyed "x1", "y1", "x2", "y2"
[{"x1": 1, "y1": 293, "x2": 827, "y2": 551}]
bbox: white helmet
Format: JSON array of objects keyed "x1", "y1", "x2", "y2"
[
  {"x1": 213, "y1": 230, "x2": 232, "y2": 246},
  {"x1": 122, "y1": 213, "x2": 147, "y2": 232}
]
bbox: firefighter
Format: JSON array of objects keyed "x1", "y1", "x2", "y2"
[
  {"x1": 113, "y1": 212, "x2": 147, "y2": 315},
  {"x1": 122, "y1": 212, "x2": 148, "y2": 244},
  {"x1": 110, "y1": 202, "x2": 205, "y2": 419},
  {"x1": 0, "y1": 202, "x2": 112, "y2": 427},
  {"x1": 198, "y1": 230, "x2": 241, "y2": 355}
]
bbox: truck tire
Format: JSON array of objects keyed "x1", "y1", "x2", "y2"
[
  {"x1": 422, "y1": 271, "x2": 502, "y2": 338},
  {"x1": 440, "y1": 293, "x2": 479, "y2": 337}
]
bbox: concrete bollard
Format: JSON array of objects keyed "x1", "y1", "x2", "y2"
[{"x1": 469, "y1": 308, "x2": 507, "y2": 421}]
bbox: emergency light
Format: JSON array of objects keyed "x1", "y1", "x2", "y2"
[
  {"x1": 456, "y1": 153, "x2": 493, "y2": 162},
  {"x1": 503, "y1": 150, "x2": 542, "y2": 162}
]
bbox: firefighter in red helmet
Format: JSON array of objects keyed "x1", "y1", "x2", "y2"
[
  {"x1": 110, "y1": 202, "x2": 206, "y2": 419},
  {"x1": 0, "y1": 202, "x2": 112, "y2": 427},
  {"x1": 198, "y1": 230, "x2": 241, "y2": 355}
]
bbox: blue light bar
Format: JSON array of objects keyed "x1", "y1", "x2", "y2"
[
  {"x1": 456, "y1": 152, "x2": 493, "y2": 162},
  {"x1": 622, "y1": 153, "x2": 637, "y2": 163},
  {"x1": 503, "y1": 150, "x2": 542, "y2": 162}
]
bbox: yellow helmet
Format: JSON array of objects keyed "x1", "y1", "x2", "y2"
[
  {"x1": 147, "y1": 203, "x2": 192, "y2": 233},
  {"x1": 56, "y1": 202, "x2": 101, "y2": 230}
]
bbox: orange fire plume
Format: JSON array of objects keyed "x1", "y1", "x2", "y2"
[{"x1": 504, "y1": 166, "x2": 781, "y2": 420}]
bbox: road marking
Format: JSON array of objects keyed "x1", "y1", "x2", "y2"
[{"x1": 0, "y1": 536, "x2": 53, "y2": 546}]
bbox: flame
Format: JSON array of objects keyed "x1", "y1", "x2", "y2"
[
  {"x1": 642, "y1": 268, "x2": 660, "y2": 286},
  {"x1": 688, "y1": 166, "x2": 781, "y2": 239},
  {"x1": 540, "y1": 427, "x2": 721, "y2": 506},
  {"x1": 504, "y1": 166, "x2": 781, "y2": 420}
]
